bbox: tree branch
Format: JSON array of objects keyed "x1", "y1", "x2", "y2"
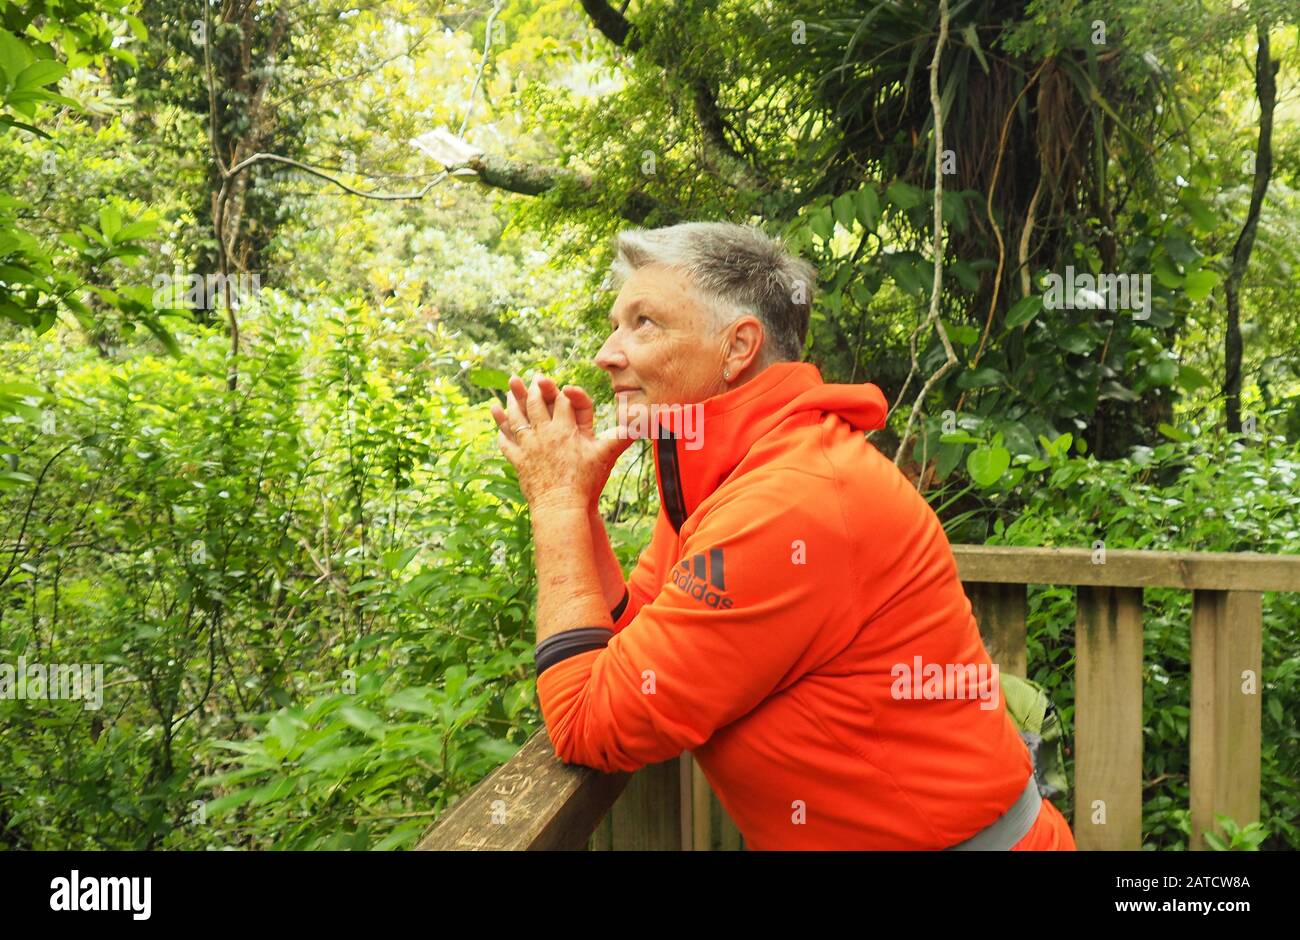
[
  {"x1": 228, "y1": 152, "x2": 450, "y2": 200},
  {"x1": 577, "y1": 0, "x2": 772, "y2": 192},
  {"x1": 579, "y1": 0, "x2": 640, "y2": 49},
  {"x1": 892, "y1": 0, "x2": 958, "y2": 475},
  {"x1": 1223, "y1": 21, "x2": 1277, "y2": 433}
]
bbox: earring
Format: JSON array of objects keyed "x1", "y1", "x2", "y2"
[{"x1": 723, "y1": 369, "x2": 731, "y2": 380}]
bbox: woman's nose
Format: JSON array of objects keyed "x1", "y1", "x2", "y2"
[{"x1": 594, "y1": 334, "x2": 625, "y2": 371}]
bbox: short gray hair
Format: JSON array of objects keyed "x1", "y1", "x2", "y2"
[{"x1": 606, "y1": 222, "x2": 817, "y2": 363}]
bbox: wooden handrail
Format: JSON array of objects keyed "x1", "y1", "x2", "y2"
[
  {"x1": 415, "y1": 731, "x2": 630, "y2": 850},
  {"x1": 420, "y1": 546, "x2": 1300, "y2": 851},
  {"x1": 952, "y1": 545, "x2": 1300, "y2": 591}
]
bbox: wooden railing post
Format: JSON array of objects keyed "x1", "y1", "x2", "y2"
[
  {"x1": 691, "y1": 759, "x2": 712, "y2": 852},
  {"x1": 1190, "y1": 589, "x2": 1263, "y2": 850},
  {"x1": 684, "y1": 752, "x2": 745, "y2": 850},
  {"x1": 607, "y1": 756, "x2": 683, "y2": 850},
  {"x1": 967, "y1": 582, "x2": 1028, "y2": 678},
  {"x1": 1074, "y1": 585, "x2": 1145, "y2": 849}
]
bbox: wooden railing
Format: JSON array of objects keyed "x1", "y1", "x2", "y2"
[{"x1": 418, "y1": 546, "x2": 1300, "y2": 851}]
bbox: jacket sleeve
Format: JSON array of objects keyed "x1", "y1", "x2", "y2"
[
  {"x1": 535, "y1": 494, "x2": 848, "y2": 773},
  {"x1": 609, "y1": 510, "x2": 670, "y2": 633}
]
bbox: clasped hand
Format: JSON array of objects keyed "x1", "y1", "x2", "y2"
[{"x1": 489, "y1": 375, "x2": 634, "y2": 513}]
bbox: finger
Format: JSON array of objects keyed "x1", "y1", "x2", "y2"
[
  {"x1": 562, "y1": 385, "x2": 594, "y2": 434},
  {"x1": 552, "y1": 384, "x2": 576, "y2": 427},
  {"x1": 524, "y1": 376, "x2": 550, "y2": 425},
  {"x1": 505, "y1": 382, "x2": 529, "y2": 432},
  {"x1": 508, "y1": 375, "x2": 533, "y2": 418},
  {"x1": 537, "y1": 376, "x2": 560, "y2": 413},
  {"x1": 511, "y1": 374, "x2": 557, "y2": 416},
  {"x1": 490, "y1": 401, "x2": 510, "y2": 432},
  {"x1": 491, "y1": 401, "x2": 522, "y2": 448},
  {"x1": 497, "y1": 429, "x2": 522, "y2": 465}
]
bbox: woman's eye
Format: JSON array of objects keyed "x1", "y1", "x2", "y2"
[{"x1": 637, "y1": 316, "x2": 651, "y2": 327}]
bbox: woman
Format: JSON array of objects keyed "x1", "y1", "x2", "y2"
[{"x1": 490, "y1": 221, "x2": 1075, "y2": 850}]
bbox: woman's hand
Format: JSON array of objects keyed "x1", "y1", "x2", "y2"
[{"x1": 490, "y1": 374, "x2": 633, "y2": 512}]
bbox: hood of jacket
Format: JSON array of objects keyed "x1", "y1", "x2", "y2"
[{"x1": 645, "y1": 361, "x2": 888, "y2": 531}]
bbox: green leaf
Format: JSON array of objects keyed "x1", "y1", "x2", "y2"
[
  {"x1": 99, "y1": 205, "x2": 122, "y2": 241},
  {"x1": 1180, "y1": 193, "x2": 1218, "y2": 233},
  {"x1": 853, "y1": 188, "x2": 880, "y2": 229},
  {"x1": 443, "y1": 664, "x2": 469, "y2": 698},
  {"x1": 1183, "y1": 268, "x2": 1219, "y2": 302},
  {"x1": 967, "y1": 446, "x2": 1010, "y2": 487},
  {"x1": 1153, "y1": 254, "x2": 1184, "y2": 288},
  {"x1": 1004, "y1": 295, "x2": 1044, "y2": 330},
  {"x1": 1157, "y1": 422, "x2": 1192, "y2": 442},
  {"x1": 1038, "y1": 433, "x2": 1072, "y2": 458},
  {"x1": 1163, "y1": 233, "x2": 1200, "y2": 266},
  {"x1": 503, "y1": 681, "x2": 534, "y2": 719},
  {"x1": 14, "y1": 60, "x2": 66, "y2": 91},
  {"x1": 884, "y1": 254, "x2": 925, "y2": 295},
  {"x1": 139, "y1": 317, "x2": 180, "y2": 356},
  {"x1": 809, "y1": 207, "x2": 834, "y2": 240},
  {"x1": 338, "y1": 705, "x2": 387, "y2": 739},
  {"x1": 955, "y1": 366, "x2": 1004, "y2": 390},
  {"x1": 116, "y1": 218, "x2": 160, "y2": 242},
  {"x1": 1146, "y1": 360, "x2": 1178, "y2": 387},
  {"x1": 382, "y1": 546, "x2": 420, "y2": 574},
  {"x1": 267, "y1": 712, "x2": 302, "y2": 750},
  {"x1": 124, "y1": 14, "x2": 149, "y2": 41},
  {"x1": 1267, "y1": 696, "x2": 1283, "y2": 727},
  {"x1": 0, "y1": 31, "x2": 32, "y2": 85},
  {"x1": 885, "y1": 180, "x2": 923, "y2": 210},
  {"x1": 832, "y1": 192, "x2": 856, "y2": 230},
  {"x1": 301, "y1": 746, "x2": 369, "y2": 773},
  {"x1": 385, "y1": 688, "x2": 437, "y2": 717},
  {"x1": 203, "y1": 787, "x2": 262, "y2": 818},
  {"x1": 943, "y1": 322, "x2": 978, "y2": 346},
  {"x1": 1057, "y1": 328, "x2": 1097, "y2": 354},
  {"x1": 946, "y1": 257, "x2": 977, "y2": 289},
  {"x1": 468, "y1": 368, "x2": 509, "y2": 391},
  {"x1": 1176, "y1": 364, "x2": 1211, "y2": 392},
  {"x1": 1099, "y1": 380, "x2": 1139, "y2": 402},
  {"x1": 963, "y1": 24, "x2": 989, "y2": 74}
]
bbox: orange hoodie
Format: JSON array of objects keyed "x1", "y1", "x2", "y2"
[{"x1": 534, "y1": 361, "x2": 1074, "y2": 850}]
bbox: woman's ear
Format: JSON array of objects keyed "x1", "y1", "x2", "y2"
[{"x1": 722, "y1": 316, "x2": 765, "y2": 378}]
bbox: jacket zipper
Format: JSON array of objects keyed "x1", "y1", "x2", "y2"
[{"x1": 656, "y1": 433, "x2": 688, "y2": 533}]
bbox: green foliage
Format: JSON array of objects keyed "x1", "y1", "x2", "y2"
[
  {"x1": 2, "y1": 0, "x2": 1298, "y2": 853},
  {"x1": 1204, "y1": 814, "x2": 1269, "y2": 851},
  {"x1": 987, "y1": 426, "x2": 1300, "y2": 849}
]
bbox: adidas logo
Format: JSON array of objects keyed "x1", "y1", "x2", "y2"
[{"x1": 670, "y1": 547, "x2": 734, "y2": 609}]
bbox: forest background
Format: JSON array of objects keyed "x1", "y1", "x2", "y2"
[{"x1": 1, "y1": 0, "x2": 1298, "y2": 850}]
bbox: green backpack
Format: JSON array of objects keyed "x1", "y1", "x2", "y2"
[{"x1": 1000, "y1": 672, "x2": 1069, "y2": 802}]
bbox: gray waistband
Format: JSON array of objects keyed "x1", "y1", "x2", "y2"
[{"x1": 944, "y1": 774, "x2": 1042, "y2": 850}]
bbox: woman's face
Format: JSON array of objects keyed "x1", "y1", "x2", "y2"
[{"x1": 595, "y1": 263, "x2": 730, "y2": 408}]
